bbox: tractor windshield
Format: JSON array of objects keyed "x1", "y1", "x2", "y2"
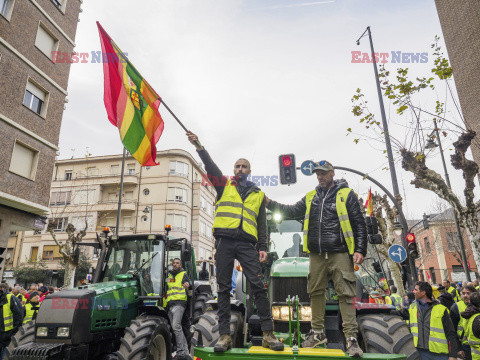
[
  {"x1": 268, "y1": 216, "x2": 306, "y2": 259},
  {"x1": 103, "y1": 238, "x2": 164, "y2": 296}
]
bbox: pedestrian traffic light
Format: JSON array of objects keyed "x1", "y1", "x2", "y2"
[
  {"x1": 423, "y1": 213, "x2": 430, "y2": 230},
  {"x1": 406, "y1": 233, "x2": 419, "y2": 259},
  {"x1": 366, "y1": 216, "x2": 383, "y2": 244},
  {"x1": 279, "y1": 154, "x2": 297, "y2": 185}
]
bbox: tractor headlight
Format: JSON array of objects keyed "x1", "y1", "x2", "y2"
[
  {"x1": 57, "y1": 327, "x2": 70, "y2": 338},
  {"x1": 300, "y1": 306, "x2": 312, "y2": 321},
  {"x1": 272, "y1": 306, "x2": 280, "y2": 320},
  {"x1": 36, "y1": 327, "x2": 48, "y2": 337},
  {"x1": 272, "y1": 306, "x2": 291, "y2": 321}
]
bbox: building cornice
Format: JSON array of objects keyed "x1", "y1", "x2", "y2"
[{"x1": 0, "y1": 191, "x2": 50, "y2": 216}]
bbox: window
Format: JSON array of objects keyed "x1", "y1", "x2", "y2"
[
  {"x1": 452, "y1": 265, "x2": 464, "y2": 273},
  {"x1": 123, "y1": 215, "x2": 132, "y2": 229},
  {"x1": 23, "y1": 80, "x2": 47, "y2": 116},
  {"x1": 127, "y1": 164, "x2": 135, "y2": 175},
  {"x1": 199, "y1": 221, "x2": 206, "y2": 237},
  {"x1": 49, "y1": 217, "x2": 68, "y2": 232},
  {"x1": 50, "y1": 191, "x2": 71, "y2": 205},
  {"x1": 424, "y1": 237, "x2": 431, "y2": 254},
  {"x1": 9, "y1": 140, "x2": 39, "y2": 180},
  {"x1": 30, "y1": 247, "x2": 39, "y2": 261},
  {"x1": 169, "y1": 161, "x2": 188, "y2": 177},
  {"x1": 200, "y1": 196, "x2": 207, "y2": 210},
  {"x1": 0, "y1": 0, "x2": 14, "y2": 20},
  {"x1": 447, "y1": 232, "x2": 458, "y2": 252},
  {"x1": 71, "y1": 216, "x2": 93, "y2": 231},
  {"x1": 167, "y1": 187, "x2": 187, "y2": 203},
  {"x1": 86, "y1": 167, "x2": 98, "y2": 176},
  {"x1": 93, "y1": 247, "x2": 100, "y2": 260},
  {"x1": 35, "y1": 23, "x2": 58, "y2": 60},
  {"x1": 42, "y1": 245, "x2": 61, "y2": 261},
  {"x1": 143, "y1": 188, "x2": 150, "y2": 196},
  {"x1": 141, "y1": 216, "x2": 148, "y2": 223},
  {"x1": 73, "y1": 189, "x2": 95, "y2": 205},
  {"x1": 124, "y1": 191, "x2": 133, "y2": 201},
  {"x1": 64, "y1": 170, "x2": 72, "y2": 180},
  {"x1": 108, "y1": 192, "x2": 116, "y2": 202},
  {"x1": 111, "y1": 165, "x2": 119, "y2": 175},
  {"x1": 429, "y1": 267, "x2": 436, "y2": 284},
  {"x1": 166, "y1": 214, "x2": 187, "y2": 232}
]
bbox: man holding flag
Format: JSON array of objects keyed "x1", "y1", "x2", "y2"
[{"x1": 265, "y1": 160, "x2": 368, "y2": 357}]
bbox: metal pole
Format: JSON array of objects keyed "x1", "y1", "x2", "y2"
[
  {"x1": 149, "y1": 205, "x2": 153, "y2": 233},
  {"x1": 335, "y1": 166, "x2": 417, "y2": 286},
  {"x1": 366, "y1": 26, "x2": 401, "y2": 197},
  {"x1": 115, "y1": 147, "x2": 126, "y2": 236},
  {"x1": 433, "y1": 119, "x2": 471, "y2": 281}
]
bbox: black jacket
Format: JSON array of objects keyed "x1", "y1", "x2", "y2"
[
  {"x1": 197, "y1": 148, "x2": 267, "y2": 251},
  {"x1": 438, "y1": 292, "x2": 455, "y2": 311},
  {"x1": 393, "y1": 300, "x2": 459, "y2": 357},
  {"x1": 268, "y1": 179, "x2": 367, "y2": 255},
  {"x1": 0, "y1": 292, "x2": 24, "y2": 347},
  {"x1": 461, "y1": 304, "x2": 480, "y2": 339}
]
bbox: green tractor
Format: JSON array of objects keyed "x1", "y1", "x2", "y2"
[
  {"x1": 192, "y1": 216, "x2": 416, "y2": 360},
  {"x1": 7, "y1": 229, "x2": 213, "y2": 360}
]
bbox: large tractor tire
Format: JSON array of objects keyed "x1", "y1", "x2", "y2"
[
  {"x1": 358, "y1": 314, "x2": 419, "y2": 360},
  {"x1": 193, "y1": 293, "x2": 214, "y2": 323},
  {"x1": 192, "y1": 309, "x2": 244, "y2": 349},
  {"x1": 117, "y1": 316, "x2": 172, "y2": 360},
  {"x1": 5, "y1": 321, "x2": 36, "y2": 359}
]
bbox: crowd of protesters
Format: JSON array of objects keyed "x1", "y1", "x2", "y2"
[{"x1": 0, "y1": 282, "x2": 61, "y2": 359}]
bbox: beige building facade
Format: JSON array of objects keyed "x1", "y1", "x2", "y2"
[
  {"x1": 0, "y1": 0, "x2": 83, "y2": 274},
  {"x1": 5, "y1": 150, "x2": 216, "y2": 285}
]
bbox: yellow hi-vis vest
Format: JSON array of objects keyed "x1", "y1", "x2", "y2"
[
  {"x1": 165, "y1": 271, "x2": 187, "y2": 305},
  {"x1": 303, "y1": 188, "x2": 355, "y2": 254},
  {"x1": 409, "y1": 302, "x2": 449, "y2": 354},
  {"x1": 3, "y1": 294, "x2": 13, "y2": 331},
  {"x1": 386, "y1": 293, "x2": 403, "y2": 310},
  {"x1": 23, "y1": 302, "x2": 38, "y2": 324},
  {"x1": 448, "y1": 287, "x2": 461, "y2": 302},
  {"x1": 465, "y1": 313, "x2": 480, "y2": 360},
  {"x1": 457, "y1": 300, "x2": 468, "y2": 345},
  {"x1": 213, "y1": 180, "x2": 265, "y2": 240}
]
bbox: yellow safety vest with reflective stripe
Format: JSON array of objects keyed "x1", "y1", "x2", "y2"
[
  {"x1": 457, "y1": 300, "x2": 468, "y2": 345},
  {"x1": 387, "y1": 293, "x2": 403, "y2": 310},
  {"x1": 23, "y1": 303, "x2": 38, "y2": 324},
  {"x1": 213, "y1": 180, "x2": 265, "y2": 240},
  {"x1": 3, "y1": 294, "x2": 13, "y2": 331},
  {"x1": 465, "y1": 313, "x2": 480, "y2": 360},
  {"x1": 303, "y1": 188, "x2": 355, "y2": 254},
  {"x1": 409, "y1": 302, "x2": 449, "y2": 354},
  {"x1": 165, "y1": 271, "x2": 187, "y2": 304},
  {"x1": 448, "y1": 287, "x2": 461, "y2": 302}
]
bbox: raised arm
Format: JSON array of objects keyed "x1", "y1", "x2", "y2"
[{"x1": 265, "y1": 196, "x2": 307, "y2": 220}]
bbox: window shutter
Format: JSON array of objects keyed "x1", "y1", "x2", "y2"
[
  {"x1": 26, "y1": 81, "x2": 46, "y2": 101},
  {"x1": 35, "y1": 25, "x2": 56, "y2": 59}
]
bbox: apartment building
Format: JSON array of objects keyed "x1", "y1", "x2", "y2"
[
  {"x1": 5, "y1": 150, "x2": 217, "y2": 285},
  {"x1": 0, "y1": 0, "x2": 83, "y2": 268}
]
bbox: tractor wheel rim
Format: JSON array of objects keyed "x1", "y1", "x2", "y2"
[{"x1": 150, "y1": 334, "x2": 167, "y2": 360}]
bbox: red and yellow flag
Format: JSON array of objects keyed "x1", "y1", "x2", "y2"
[
  {"x1": 365, "y1": 188, "x2": 373, "y2": 216},
  {"x1": 97, "y1": 22, "x2": 164, "y2": 166}
]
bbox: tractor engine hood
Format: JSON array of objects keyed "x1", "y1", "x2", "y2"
[
  {"x1": 270, "y1": 257, "x2": 309, "y2": 278},
  {"x1": 35, "y1": 280, "x2": 138, "y2": 345}
]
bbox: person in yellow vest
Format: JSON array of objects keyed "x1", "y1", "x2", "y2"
[
  {"x1": 10, "y1": 287, "x2": 25, "y2": 307},
  {"x1": 444, "y1": 280, "x2": 461, "y2": 302},
  {"x1": 451, "y1": 284, "x2": 477, "y2": 360},
  {"x1": 23, "y1": 292, "x2": 40, "y2": 325},
  {"x1": 392, "y1": 281, "x2": 461, "y2": 360},
  {"x1": 165, "y1": 258, "x2": 191, "y2": 360},
  {"x1": 385, "y1": 286, "x2": 403, "y2": 310},
  {"x1": 0, "y1": 283, "x2": 23, "y2": 360},
  {"x1": 186, "y1": 131, "x2": 284, "y2": 353},
  {"x1": 472, "y1": 280, "x2": 479, "y2": 292},
  {"x1": 462, "y1": 292, "x2": 480, "y2": 360},
  {"x1": 265, "y1": 160, "x2": 368, "y2": 357}
]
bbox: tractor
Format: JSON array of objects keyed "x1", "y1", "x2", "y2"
[
  {"x1": 192, "y1": 214, "x2": 416, "y2": 360},
  {"x1": 7, "y1": 228, "x2": 213, "y2": 360}
]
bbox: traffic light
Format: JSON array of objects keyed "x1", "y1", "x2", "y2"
[
  {"x1": 279, "y1": 154, "x2": 297, "y2": 185},
  {"x1": 423, "y1": 213, "x2": 430, "y2": 230},
  {"x1": 406, "y1": 233, "x2": 419, "y2": 259},
  {"x1": 366, "y1": 216, "x2": 383, "y2": 244}
]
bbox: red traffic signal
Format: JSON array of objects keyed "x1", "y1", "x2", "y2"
[
  {"x1": 282, "y1": 156, "x2": 292, "y2": 167},
  {"x1": 406, "y1": 233, "x2": 415, "y2": 243}
]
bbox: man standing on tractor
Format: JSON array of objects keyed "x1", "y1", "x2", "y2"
[
  {"x1": 186, "y1": 131, "x2": 284, "y2": 353},
  {"x1": 265, "y1": 160, "x2": 367, "y2": 357},
  {"x1": 451, "y1": 284, "x2": 476, "y2": 360},
  {"x1": 165, "y1": 258, "x2": 191, "y2": 360}
]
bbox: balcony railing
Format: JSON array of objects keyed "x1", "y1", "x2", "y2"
[{"x1": 58, "y1": 171, "x2": 137, "y2": 181}]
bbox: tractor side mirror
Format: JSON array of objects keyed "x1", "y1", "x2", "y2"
[{"x1": 181, "y1": 241, "x2": 192, "y2": 262}]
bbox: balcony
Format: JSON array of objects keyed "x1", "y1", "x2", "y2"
[
  {"x1": 94, "y1": 199, "x2": 137, "y2": 212},
  {"x1": 58, "y1": 171, "x2": 138, "y2": 186}
]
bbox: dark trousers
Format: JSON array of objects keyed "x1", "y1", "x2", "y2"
[{"x1": 216, "y1": 237, "x2": 273, "y2": 335}]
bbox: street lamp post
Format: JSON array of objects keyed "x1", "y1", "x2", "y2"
[
  {"x1": 143, "y1": 206, "x2": 153, "y2": 233},
  {"x1": 426, "y1": 119, "x2": 471, "y2": 281}
]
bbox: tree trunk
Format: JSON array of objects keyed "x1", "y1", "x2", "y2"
[{"x1": 63, "y1": 261, "x2": 76, "y2": 289}]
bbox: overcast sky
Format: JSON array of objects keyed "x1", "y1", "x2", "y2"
[{"x1": 59, "y1": 0, "x2": 477, "y2": 220}]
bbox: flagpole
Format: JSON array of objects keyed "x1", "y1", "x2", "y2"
[
  {"x1": 160, "y1": 100, "x2": 203, "y2": 148},
  {"x1": 115, "y1": 147, "x2": 127, "y2": 236}
]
